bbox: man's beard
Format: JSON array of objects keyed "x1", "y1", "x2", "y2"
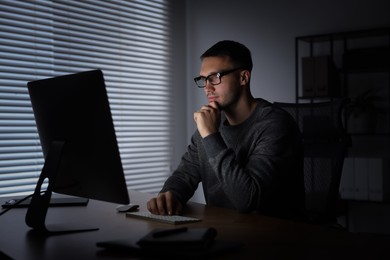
[{"x1": 216, "y1": 87, "x2": 242, "y2": 111}]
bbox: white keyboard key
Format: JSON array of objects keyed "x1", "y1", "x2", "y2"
[{"x1": 126, "y1": 211, "x2": 201, "y2": 225}]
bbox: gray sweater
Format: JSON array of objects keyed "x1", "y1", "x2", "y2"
[{"x1": 161, "y1": 98, "x2": 305, "y2": 219}]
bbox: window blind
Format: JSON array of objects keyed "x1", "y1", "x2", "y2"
[{"x1": 0, "y1": 0, "x2": 173, "y2": 197}]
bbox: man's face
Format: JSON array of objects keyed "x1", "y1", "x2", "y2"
[{"x1": 199, "y1": 56, "x2": 243, "y2": 110}]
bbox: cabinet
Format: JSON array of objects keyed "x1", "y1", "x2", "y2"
[{"x1": 295, "y1": 27, "x2": 390, "y2": 135}]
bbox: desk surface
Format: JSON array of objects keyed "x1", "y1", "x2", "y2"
[{"x1": 1, "y1": 190, "x2": 390, "y2": 259}]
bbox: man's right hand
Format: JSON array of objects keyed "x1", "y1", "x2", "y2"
[
  {"x1": 193, "y1": 101, "x2": 221, "y2": 138},
  {"x1": 147, "y1": 191, "x2": 183, "y2": 215}
]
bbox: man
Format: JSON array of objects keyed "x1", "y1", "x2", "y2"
[{"x1": 147, "y1": 40, "x2": 305, "y2": 220}]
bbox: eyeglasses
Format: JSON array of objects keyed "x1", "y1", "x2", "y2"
[{"x1": 193, "y1": 67, "x2": 243, "y2": 88}]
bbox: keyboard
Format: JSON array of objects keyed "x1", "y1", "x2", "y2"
[{"x1": 126, "y1": 211, "x2": 201, "y2": 225}]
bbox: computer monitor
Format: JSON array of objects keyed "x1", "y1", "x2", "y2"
[{"x1": 25, "y1": 69, "x2": 129, "y2": 234}]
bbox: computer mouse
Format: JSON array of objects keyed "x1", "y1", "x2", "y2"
[{"x1": 116, "y1": 204, "x2": 139, "y2": 213}]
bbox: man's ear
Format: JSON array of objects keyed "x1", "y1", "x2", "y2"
[{"x1": 240, "y1": 70, "x2": 250, "y2": 85}]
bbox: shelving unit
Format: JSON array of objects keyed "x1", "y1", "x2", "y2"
[
  {"x1": 295, "y1": 27, "x2": 390, "y2": 136},
  {"x1": 295, "y1": 28, "x2": 390, "y2": 203}
]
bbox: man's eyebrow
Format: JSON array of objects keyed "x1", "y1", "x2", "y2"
[{"x1": 200, "y1": 71, "x2": 219, "y2": 77}]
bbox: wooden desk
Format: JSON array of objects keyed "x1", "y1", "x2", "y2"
[{"x1": 1, "y1": 190, "x2": 390, "y2": 259}]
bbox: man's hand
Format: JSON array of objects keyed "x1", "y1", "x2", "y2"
[
  {"x1": 193, "y1": 101, "x2": 221, "y2": 138},
  {"x1": 147, "y1": 191, "x2": 183, "y2": 215}
]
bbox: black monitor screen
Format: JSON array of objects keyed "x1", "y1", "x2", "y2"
[{"x1": 27, "y1": 69, "x2": 129, "y2": 205}]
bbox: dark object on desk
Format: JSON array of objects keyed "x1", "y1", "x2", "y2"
[
  {"x1": 116, "y1": 204, "x2": 139, "y2": 213},
  {"x1": 25, "y1": 69, "x2": 130, "y2": 235},
  {"x1": 96, "y1": 227, "x2": 242, "y2": 258},
  {"x1": 152, "y1": 227, "x2": 188, "y2": 238},
  {"x1": 274, "y1": 99, "x2": 350, "y2": 225},
  {"x1": 138, "y1": 227, "x2": 217, "y2": 249},
  {"x1": 2, "y1": 197, "x2": 89, "y2": 208}
]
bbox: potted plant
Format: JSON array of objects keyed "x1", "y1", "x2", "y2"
[{"x1": 345, "y1": 88, "x2": 386, "y2": 134}]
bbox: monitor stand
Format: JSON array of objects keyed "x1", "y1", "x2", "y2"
[{"x1": 25, "y1": 141, "x2": 99, "y2": 235}]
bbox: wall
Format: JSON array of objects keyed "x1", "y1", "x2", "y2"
[
  {"x1": 170, "y1": 0, "x2": 188, "y2": 168},
  {"x1": 181, "y1": 0, "x2": 390, "y2": 203}
]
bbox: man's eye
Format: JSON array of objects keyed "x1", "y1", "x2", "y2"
[{"x1": 208, "y1": 75, "x2": 218, "y2": 82}]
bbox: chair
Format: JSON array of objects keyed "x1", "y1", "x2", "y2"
[{"x1": 273, "y1": 99, "x2": 350, "y2": 225}]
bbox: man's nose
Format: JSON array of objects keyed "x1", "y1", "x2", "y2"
[{"x1": 204, "y1": 80, "x2": 214, "y2": 91}]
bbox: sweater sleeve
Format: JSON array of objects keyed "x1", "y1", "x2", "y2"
[{"x1": 160, "y1": 133, "x2": 202, "y2": 205}]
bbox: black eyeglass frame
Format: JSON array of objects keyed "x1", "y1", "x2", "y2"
[{"x1": 193, "y1": 67, "x2": 244, "y2": 88}]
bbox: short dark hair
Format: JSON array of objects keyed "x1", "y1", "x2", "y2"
[{"x1": 200, "y1": 40, "x2": 253, "y2": 71}]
